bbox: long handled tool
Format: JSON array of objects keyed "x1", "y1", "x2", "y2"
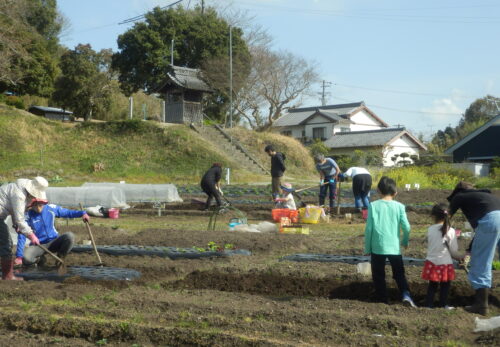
[
  {"x1": 38, "y1": 244, "x2": 67, "y2": 275},
  {"x1": 79, "y1": 203, "x2": 104, "y2": 267},
  {"x1": 280, "y1": 181, "x2": 329, "y2": 194},
  {"x1": 336, "y1": 181, "x2": 342, "y2": 215},
  {"x1": 280, "y1": 182, "x2": 330, "y2": 209}
]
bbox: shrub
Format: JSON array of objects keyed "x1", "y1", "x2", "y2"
[
  {"x1": 377, "y1": 163, "x2": 480, "y2": 189},
  {"x1": 308, "y1": 139, "x2": 330, "y2": 156},
  {"x1": 5, "y1": 95, "x2": 25, "y2": 109}
]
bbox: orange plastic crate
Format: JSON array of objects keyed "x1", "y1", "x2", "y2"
[{"x1": 271, "y1": 209, "x2": 298, "y2": 222}]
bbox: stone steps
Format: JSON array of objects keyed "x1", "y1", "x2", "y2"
[{"x1": 195, "y1": 125, "x2": 268, "y2": 175}]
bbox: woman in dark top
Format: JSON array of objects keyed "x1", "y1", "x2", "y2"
[
  {"x1": 200, "y1": 163, "x2": 223, "y2": 210},
  {"x1": 448, "y1": 181, "x2": 500, "y2": 315}
]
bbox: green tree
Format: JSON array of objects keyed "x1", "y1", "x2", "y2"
[
  {"x1": 25, "y1": 0, "x2": 62, "y2": 49},
  {"x1": 430, "y1": 95, "x2": 500, "y2": 153},
  {"x1": 111, "y1": 6, "x2": 250, "y2": 122},
  {"x1": 0, "y1": 0, "x2": 61, "y2": 97},
  {"x1": 52, "y1": 44, "x2": 113, "y2": 120}
]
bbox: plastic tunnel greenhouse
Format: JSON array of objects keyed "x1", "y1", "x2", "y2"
[
  {"x1": 46, "y1": 187, "x2": 129, "y2": 209},
  {"x1": 81, "y1": 183, "x2": 183, "y2": 204}
]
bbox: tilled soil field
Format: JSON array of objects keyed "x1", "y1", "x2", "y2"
[{"x1": 1, "y1": 189, "x2": 499, "y2": 346}]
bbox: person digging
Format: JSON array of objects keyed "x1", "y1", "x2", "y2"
[
  {"x1": 15, "y1": 199, "x2": 89, "y2": 267},
  {"x1": 314, "y1": 154, "x2": 340, "y2": 213},
  {"x1": 200, "y1": 163, "x2": 224, "y2": 211},
  {"x1": 0, "y1": 177, "x2": 48, "y2": 280},
  {"x1": 264, "y1": 145, "x2": 286, "y2": 200}
]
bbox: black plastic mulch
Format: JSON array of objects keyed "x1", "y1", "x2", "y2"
[{"x1": 72, "y1": 245, "x2": 252, "y2": 259}]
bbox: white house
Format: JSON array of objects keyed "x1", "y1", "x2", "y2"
[{"x1": 272, "y1": 102, "x2": 426, "y2": 166}]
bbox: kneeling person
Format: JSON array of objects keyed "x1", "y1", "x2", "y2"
[{"x1": 15, "y1": 199, "x2": 89, "y2": 266}]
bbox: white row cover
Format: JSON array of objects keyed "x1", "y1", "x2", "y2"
[
  {"x1": 81, "y1": 183, "x2": 183, "y2": 203},
  {"x1": 47, "y1": 187, "x2": 129, "y2": 209}
]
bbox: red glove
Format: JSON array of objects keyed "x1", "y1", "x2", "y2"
[
  {"x1": 82, "y1": 213, "x2": 90, "y2": 222},
  {"x1": 14, "y1": 257, "x2": 23, "y2": 266},
  {"x1": 27, "y1": 233, "x2": 40, "y2": 245}
]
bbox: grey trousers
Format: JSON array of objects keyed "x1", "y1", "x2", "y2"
[
  {"x1": 23, "y1": 232, "x2": 75, "y2": 265},
  {"x1": 0, "y1": 218, "x2": 13, "y2": 257}
]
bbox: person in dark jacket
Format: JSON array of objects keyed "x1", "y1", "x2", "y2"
[
  {"x1": 264, "y1": 145, "x2": 286, "y2": 199},
  {"x1": 200, "y1": 163, "x2": 223, "y2": 210},
  {"x1": 448, "y1": 181, "x2": 500, "y2": 315},
  {"x1": 16, "y1": 198, "x2": 89, "y2": 266}
]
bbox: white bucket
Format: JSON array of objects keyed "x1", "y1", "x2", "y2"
[{"x1": 356, "y1": 262, "x2": 372, "y2": 276}]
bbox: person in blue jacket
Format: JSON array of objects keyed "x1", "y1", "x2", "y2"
[
  {"x1": 15, "y1": 198, "x2": 89, "y2": 266},
  {"x1": 314, "y1": 154, "x2": 340, "y2": 210}
]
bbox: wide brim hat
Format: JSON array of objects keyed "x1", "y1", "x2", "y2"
[{"x1": 25, "y1": 176, "x2": 48, "y2": 200}]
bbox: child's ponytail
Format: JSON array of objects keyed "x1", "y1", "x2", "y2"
[{"x1": 431, "y1": 202, "x2": 451, "y2": 237}]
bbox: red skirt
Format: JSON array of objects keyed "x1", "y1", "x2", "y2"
[{"x1": 421, "y1": 260, "x2": 455, "y2": 282}]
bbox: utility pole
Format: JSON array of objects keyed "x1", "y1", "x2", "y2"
[
  {"x1": 201, "y1": 0, "x2": 204, "y2": 15},
  {"x1": 486, "y1": 96, "x2": 500, "y2": 113},
  {"x1": 129, "y1": 96, "x2": 133, "y2": 119},
  {"x1": 319, "y1": 80, "x2": 332, "y2": 106},
  {"x1": 229, "y1": 25, "x2": 233, "y2": 128},
  {"x1": 170, "y1": 39, "x2": 174, "y2": 65}
]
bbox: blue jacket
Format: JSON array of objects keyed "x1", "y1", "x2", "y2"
[{"x1": 16, "y1": 204, "x2": 85, "y2": 258}]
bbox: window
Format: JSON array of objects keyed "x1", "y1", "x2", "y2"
[
  {"x1": 312, "y1": 127, "x2": 325, "y2": 140},
  {"x1": 281, "y1": 130, "x2": 292, "y2": 136},
  {"x1": 340, "y1": 127, "x2": 351, "y2": 133},
  {"x1": 301, "y1": 130, "x2": 306, "y2": 137}
]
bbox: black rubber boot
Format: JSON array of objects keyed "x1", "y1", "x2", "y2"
[{"x1": 465, "y1": 288, "x2": 488, "y2": 316}]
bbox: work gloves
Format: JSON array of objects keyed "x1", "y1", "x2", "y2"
[
  {"x1": 82, "y1": 213, "x2": 90, "y2": 222},
  {"x1": 27, "y1": 233, "x2": 40, "y2": 245}
]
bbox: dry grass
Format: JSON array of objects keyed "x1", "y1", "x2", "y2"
[
  {"x1": 0, "y1": 106, "x2": 317, "y2": 184},
  {"x1": 227, "y1": 127, "x2": 317, "y2": 180}
]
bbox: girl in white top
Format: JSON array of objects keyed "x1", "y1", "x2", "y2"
[
  {"x1": 274, "y1": 183, "x2": 296, "y2": 210},
  {"x1": 421, "y1": 203, "x2": 462, "y2": 309}
]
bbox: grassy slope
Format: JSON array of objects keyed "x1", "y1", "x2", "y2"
[
  {"x1": 227, "y1": 127, "x2": 317, "y2": 182},
  {"x1": 0, "y1": 105, "x2": 316, "y2": 185}
]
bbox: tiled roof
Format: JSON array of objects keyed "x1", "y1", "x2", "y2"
[
  {"x1": 158, "y1": 65, "x2": 213, "y2": 93},
  {"x1": 324, "y1": 128, "x2": 411, "y2": 148},
  {"x1": 273, "y1": 102, "x2": 363, "y2": 127}
]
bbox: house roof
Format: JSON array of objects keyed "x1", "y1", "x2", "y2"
[
  {"x1": 273, "y1": 102, "x2": 388, "y2": 127},
  {"x1": 444, "y1": 115, "x2": 500, "y2": 155},
  {"x1": 274, "y1": 102, "x2": 363, "y2": 127},
  {"x1": 156, "y1": 65, "x2": 213, "y2": 93},
  {"x1": 323, "y1": 127, "x2": 427, "y2": 150},
  {"x1": 28, "y1": 106, "x2": 73, "y2": 115}
]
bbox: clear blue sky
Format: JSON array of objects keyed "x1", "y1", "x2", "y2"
[{"x1": 58, "y1": 0, "x2": 500, "y2": 137}]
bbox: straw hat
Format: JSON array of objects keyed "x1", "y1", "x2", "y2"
[{"x1": 24, "y1": 176, "x2": 48, "y2": 200}]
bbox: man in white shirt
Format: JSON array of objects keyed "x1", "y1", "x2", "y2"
[{"x1": 342, "y1": 167, "x2": 372, "y2": 211}]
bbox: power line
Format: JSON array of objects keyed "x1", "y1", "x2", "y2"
[
  {"x1": 332, "y1": 95, "x2": 463, "y2": 116},
  {"x1": 233, "y1": 1, "x2": 500, "y2": 24},
  {"x1": 119, "y1": 0, "x2": 184, "y2": 25},
  {"x1": 333, "y1": 83, "x2": 475, "y2": 99}
]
